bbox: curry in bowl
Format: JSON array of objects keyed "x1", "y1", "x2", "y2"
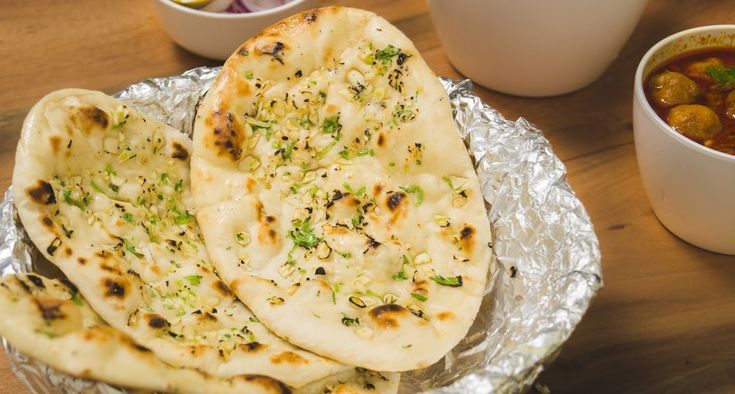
[{"x1": 645, "y1": 47, "x2": 735, "y2": 155}]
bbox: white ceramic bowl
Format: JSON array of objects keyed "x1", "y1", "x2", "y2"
[
  {"x1": 427, "y1": 0, "x2": 647, "y2": 97},
  {"x1": 633, "y1": 25, "x2": 735, "y2": 255},
  {"x1": 151, "y1": 0, "x2": 316, "y2": 60}
]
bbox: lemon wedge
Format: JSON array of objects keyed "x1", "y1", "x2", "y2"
[{"x1": 172, "y1": 0, "x2": 213, "y2": 9}]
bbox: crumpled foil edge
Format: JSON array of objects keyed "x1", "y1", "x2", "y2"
[{"x1": 0, "y1": 67, "x2": 601, "y2": 394}]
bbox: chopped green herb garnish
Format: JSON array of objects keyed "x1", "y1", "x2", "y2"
[
  {"x1": 90, "y1": 181, "x2": 104, "y2": 193},
  {"x1": 343, "y1": 183, "x2": 366, "y2": 197},
  {"x1": 300, "y1": 118, "x2": 314, "y2": 129},
  {"x1": 123, "y1": 238, "x2": 143, "y2": 258},
  {"x1": 160, "y1": 173, "x2": 170, "y2": 184},
  {"x1": 375, "y1": 45, "x2": 401, "y2": 65},
  {"x1": 174, "y1": 179, "x2": 183, "y2": 193},
  {"x1": 121, "y1": 212, "x2": 136, "y2": 224},
  {"x1": 68, "y1": 290, "x2": 84, "y2": 306},
  {"x1": 281, "y1": 141, "x2": 297, "y2": 161},
  {"x1": 172, "y1": 208, "x2": 194, "y2": 225},
  {"x1": 321, "y1": 115, "x2": 342, "y2": 140},
  {"x1": 392, "y1": 270, "x2": 408, "y2": 281},
  {"x1": 430, "y1": 275, "x2": 463, "y2": 287},
  {"x1": 316, "y1": 140, "x2": 337, "y2": 159},
  {"x1": 341, "y1": 316, "x2": 360, "y2": 327},
  {"x1": 356, "y1": 148, "x2": 370, "y2": 157},
  {"x1": 393, "y1": 104, "x2": 416, "y2": 122},
  {"x1": 400, "y1": 184, "x2": 424, "y2": 205},
  {"x1": 351, "y1": 211, "x2": 364, "y2": 229},
  {"x1": 705, "y1": 65, "x2": 735, "y2": 88},
  {"x1": 393, "y1": 255, "x2": 410, "y2": 280},
  {"x1": 338, "y1": 147, "x2": 351, "y2": 160},
  {"x1": 336, "y1": 250, "x2": 352, "y2": 258},
  {"x1": 108, "y1": 183, "x2": 119, "y2": 193},
  {"x1": 289, "y1": 217, "x2": 320, "y2": 249},
  {"x1": 184, "y1": 275, "x2": 202, "y2": 286},
  {"x1": 62, "y1": 191, "x2": 86, "y2": 210},
  {"x1": 244, "y1": 70, "x2": 254, "y2": 79},
  {"x1": 411, "y1": 292, "x2": 428, "y2": 302},
  {"x1": 104, "y1": 163, "x2": 116, "y2": 176}
]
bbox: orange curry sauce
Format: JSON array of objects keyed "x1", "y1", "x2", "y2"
[{"x1": 645, "y1": 47, "x2": 735, "y2": 155}]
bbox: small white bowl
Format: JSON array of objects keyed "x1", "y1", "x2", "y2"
[
  {"x1": 151, "y1": 0, "x2": 316, "y2": 60},
  {"x1": 427, "y1": 0, "x2": 647, "y2": 97},
  {"x1": 633, "y1": 25, "x2": 735, "y2": 255}
]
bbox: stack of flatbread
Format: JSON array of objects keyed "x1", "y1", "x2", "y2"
[{"x1": 5, "y1": 6, "x2": 492, "y2": 393}]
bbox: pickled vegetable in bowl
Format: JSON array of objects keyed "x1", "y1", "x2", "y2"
[{"x1": 645, "y1": 47, "x2": 735, "y2": 155}]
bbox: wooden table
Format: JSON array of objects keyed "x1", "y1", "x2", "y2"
[{"x1": 1, "y1": 0, "x2": 733, "y2": 392}]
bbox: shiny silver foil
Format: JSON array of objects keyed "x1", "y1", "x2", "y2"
[{"x1": 0, "y1": 68, "x2": 601, "y2": 394}]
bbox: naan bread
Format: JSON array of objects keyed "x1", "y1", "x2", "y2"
[
  {"x1": 0, "y1": 274, "x2": 399, "y2": 394},
  {"x1": 0, "y1": 274, "x2": 291, "y2": 394},
  {"x1": 12, "y1": 89, "x2": 398, "y2": 390},
  {"x1": 192, "y1": 7, "x2": 492, "y2": 371}
]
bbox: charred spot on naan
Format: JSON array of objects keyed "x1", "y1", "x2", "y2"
[
  {"x1": 186, "y1": 344, "x2": 211, "y2": 357},
  {"x1": 205, "y1": 109, "x2": 245, "y2": 162},
  {"x1": 133, "y1": 343, "x2": 153, "y2": 353},
  {"x1": 240, "y1": 375, "x2": 292, "y2": 394},
  {"x1": 34, "y1": 296, "x2": 83, "y2": 335},
  {"x1": 239, "y1": 341, "x2": 267, "y2": 353},
  {"x1": 386, "y1": 191, "x2": 406, "y2": 211},
  {"x1": 26, "y1": 180, "x2": 56, "y2": 205},
  {"x1": 41, "y1": 215, "x2": 54, "y2": 228},
  {"x1": 372, "y1": 182, "x2": 384, "y2": 197},
  {"x1": 436, "y1": 311, "x2": 455, "y2": 321},
  {"x1": 171, "y1": 141, "x2": 189, "y2": 161},
  {"x1": 144, "y1": 313, "x2": 171, "y2": 330},
  {"x1": 304, "y1": 11, "x2": 317, "y2": 23},
  {"x1": 34, "y1": 297, "x2": 66, "y2": 321},
  {"x1": 102, "y1": 277, "x2": 127, "y2": 298},
  {"x1": 377, "y1": 132, "x2": 386, "y2": 147},
  {"x1": 198, "y1": 311, "x2": 218, "y2": 323},
  {"x1": 10, "y1": 276, "x2": 33, "y2": 295},
  {"x1": 49, "y1": 135, "x2": 63, "y2": 154},
  {"x1": 213, "y1": 280, "x2": 233, "y2": 297},
  {"x1": 25, "y1": 275, "x2": 45, "y2": 290},
  {"x1": 368, "y1": 304, "x2": 409, "y2": 329},
  {"x1": 385, "y1": 191, "x2": 408, "y2": 223},
  {"x1": 99, "y1": 260, "x2": 122, "y2": 274},
  {"x1": 71, "y1": 105, "x2": 109, "y2": 133},
  {"x1": 258, "y1": 218, "x2": 280, "y2": 246},
  {"x1": 270, "y1": 351, "x2": 308, "y2": 365},
  {"x1": 255, "y1": 41, "x2": 288, "y2": 65},
  {"x1": 459, "y1": 224, "x2": 476, "y2": 254},
  {"x1": 59, "y1": 277, "x2": 79, "y2": 294},
  {"x1": 246, "y1": 177, "x2": 257, "y2": 192}
]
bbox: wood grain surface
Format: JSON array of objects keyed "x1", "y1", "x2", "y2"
[{"x1": 0, "y1": 0, "x2": 733, "y2": 392}]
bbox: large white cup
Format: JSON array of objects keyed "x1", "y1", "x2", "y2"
[
  {"x1": 633, "y1": 25, "x2": 735, "y2": 255},
  {"x1": 427, "y1": 0, "x2": 647, "y2": 97}
]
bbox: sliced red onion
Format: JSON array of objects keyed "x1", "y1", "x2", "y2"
[
  {"x1": 239, "y1": 0, "x2": 292, "y2": 12},
  {"x1": 226, "y1": 0, "x2": 252, "y2": 13}
]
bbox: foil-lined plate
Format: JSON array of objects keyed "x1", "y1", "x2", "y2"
[{"x1": 0, "y1": 67, "x2": 602, "y2": 394}]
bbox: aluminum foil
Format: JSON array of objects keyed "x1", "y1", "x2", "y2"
[{"x1": 0, "y1": 67, "x2": 602, "y2": 394}]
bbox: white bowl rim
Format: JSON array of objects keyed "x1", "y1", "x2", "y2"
[
  {"x1": 157, "y1": 0, "x2": 310, "y2": 19},
  {"x1": 634, "y1": 24, "x2": 735, "y2": 163}
]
